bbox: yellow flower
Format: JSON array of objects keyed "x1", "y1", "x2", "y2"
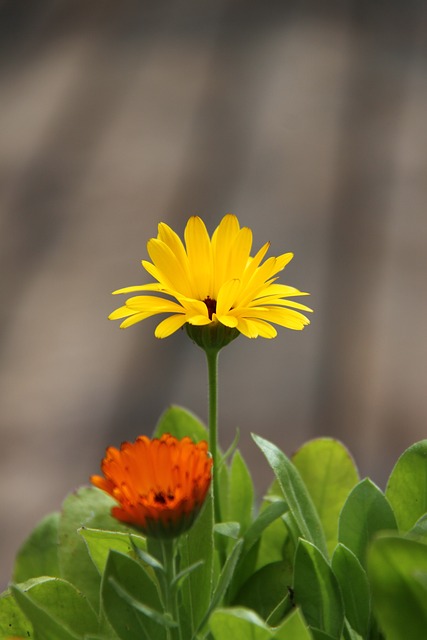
[
  {"x1": 109, "y1": 214, "x2": 312, "y2": 339},
  {"x1": 91, "y1": 434, "x2": 212, "y2": 538}
]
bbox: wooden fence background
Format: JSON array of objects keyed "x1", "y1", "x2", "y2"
[{"x1": 1, "y1": 0, "x2": 426, "y2": 588}]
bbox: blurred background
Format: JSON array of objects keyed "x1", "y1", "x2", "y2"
[{"x1": 1, "y1": 0, "x2": 426, "y2": 589}]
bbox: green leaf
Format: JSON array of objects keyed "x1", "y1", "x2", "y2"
[
  {"x1": 102, "y1": 550, "x2": 165, "y2": 640},
  {"x1": 244, "y1": 500, "x2": 288, "y2": 554},
  {"x1": 59, "y1": 487, "x2": 131, "y2": 610},
  {"x1": 309, "y1": 630, "x2": 336, "y2": 640},
  {"x1": 209, "y1": 606, "x2": 275, "y2": 640},
  {"x1": 331, "y1": 544, "x2": 370, "y2": 638},
  {"x1": 108, "y1": 578, "x2": 176, "y2": 628},
  {"x1": 293, "y1": 439, "x2": 359, "y2": 557},
  {"x1": 209, "y1": 606, "x2": 313, "y2": 640},
  {"x1": 13, "y1": 512, "x2": 60, "y2": 583},
  {"x1": 227, "y1": 451, "x2": 254, "y2": 535},
  {"x1": 254, "y1": 483, "x2": 290, "y2": 572},
  {"x1": 79, "y1": 528, "x2": 146, "y2": 575},
  {"x1": 195, "y1": 539, "x2": 244, "y2": 636},
  {"x1": 11, "y1": 577, "x2": 98, "y2": 639},
  {"x1": 338, "y1": 478, "x2": 397, "y2": 568},
  {"x1": 274, "y1": 608, "x2": 314, "y2": 639},
  {"x1": 232, "y1": 561, "x2": 293, "y2": 623},
  {"x1": 178, "y1": 489, "x2": 214, "y2": 638},
  {"x1": 219, "y1": 428, "x2": 241, "y2": 467},
  {"x1": 171, "y1": 560, "x2": 204, "y2": 588},
  {"x1": 367, "y1": 535, "x2": 427, "y2": 640},
  {"x1": 0, "y1": 588, "x2": 33, "y2": 638},
  {"x1": 252, "y1": 434, "x2": 328, "y2": 558},
  {"x1": 409, "y1": 513, "x2": 427, "y2": 542},
  {"x1": 227, "y1": 500, "x2": 288, "y2": 602},
  {"x1": 154, "y1": 405, "x2": 208, "y2": 441},
  {"x1": 131, "y1": 542, "x2": 164, "y2": 572},
  {"x1": 294, "y1": 540, "x2": 344, "y2": 639},
  {"x1": 214, "y1": 522, "x2": 241, "y2": 540},
  {"x1": 342, "y1": 622, "x2": 364, "y2": 640},
  {"x1": 385, "y1": 440, "x2": 427, "y2": 532}
]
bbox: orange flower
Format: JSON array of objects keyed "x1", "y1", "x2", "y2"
[{"x1": 91, "y1": 434, "x2": 212, "y2": 538}]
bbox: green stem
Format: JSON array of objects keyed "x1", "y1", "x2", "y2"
[
  {"x1": 205, "y1": 347, "x2": 221, "y2": 524},
  {"x1": 161, "y1": 538, "x2": 181, "y2": 640}
]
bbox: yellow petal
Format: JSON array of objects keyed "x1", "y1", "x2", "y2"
[
  {"x1": 187, "y1": 315, "x2": 212, "y2": 326},
  {"x1": 112, "y1": 283, "x2": 165, "y2": 295},
  {"x1": 216, "y1": 314, "x2": 239, "y2": 328},
  {"x1": 119, "y1": 312, "x2": 156, "y2": 329},
  {"x1": 228, "y1": 227, "x2": 253, "y2": 280},
  {"x1": 212, "y1": 214, "x2": 240, "y2": 292},
  {"x1": 216, "y1": 279, "x2": 241, "y2": 315},
  {"x1": 252, "y1": 307, "x2": 311, "y2": 329},
  {"x1": 249, "y1": 296, "x2": 313, "y2": 313},
  {"x1": 235, "y1": 317, "x2": 259, "y2": 338},
  {"x1": 155, "y1": 314, "x2": 187, "y2": 338},
  {"x1": 109, "y1": 305, "x2": 135, "y2": 320},
  {"x1": 240, "y1": 318, "x2": 277, "y2": 339},
  {"x1": 147, "y1": 238, "x2": 193, "y2": 297},
  {"x1": 157, "y1": 222, "x2": 189, "y2": 269},
  {"x1": 124, "y1": 296, "x2": 184, "y2": 314},
  {"x1": 184, "y1": 216, "x2": 213, "y2": 299},
  {"x1": 261, "y1": 283, "x2": 310, "y2": 298},
  {"x1": 240, "y1": 241, "x2": 271, "y2": 287}
]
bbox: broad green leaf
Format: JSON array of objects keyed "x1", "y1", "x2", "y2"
[
  {"x1": 59, "y1": 487, "x2": 131, "y2": 610},
  {"x1": 209, "y1": 606, "x2": 313, "y2": 640},
  {"x1": 338, "y1": 478, "x2": 397, "y2": 568},
  {"x1": 385, "y1": 440, "x2": 427, "y2": 532},
  {"x1": 367, "y1": 535, "x2": 427, "y2": 640},
  {"x1": 209, "y1": 606, "x2": 276, "y2": 640},
  {"x1": 11, "y1": 576, "x2": 98, "y2": 639},
  {"x1": 331, "y1": 544, "x2": 370, "y2": 638},
  {"x1": 13, "y1": 512, "x2": 60, "y2": 584},
  {"x1": 409, "y1": 513, "x2": 427, "y2": 542},
  {"x1": 227, "y1": 450, "x2": 254, "y2": 535},
  {"x1": 293, "y1": 439, "x2": 359, "y2": 556},
  {"x1": 79, "y1": 528, "x2": 146, "y2": 575},
  {"x1": 232, "y1": 561, "x2": 293, "y2": 623},
  {"x1": 253, "y1": 434, "x2": 328, "y2": 558},
  {"x1": 102, "y1": 550, "x2": 165, "y2": 640},
  {"x1": 294, "y1": 540, "x2": 344, "y2": 639},
  {"x1": 0, "y1": 589, "x2": 33, "y2": 637},
  {"x1": 154, "y1": 405, "x2": 208, "y2": 441},
  {"x1": 274, "y1": 608, "x2": 313, "y2": 639},
  {"x1": 178, "y1": 488, "x2": 214, "y2": 638}
]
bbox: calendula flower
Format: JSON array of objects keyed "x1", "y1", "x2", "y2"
[
  {"x1": 109, "y1": 214, "x2": 312, "y2": 340},
  {"x1": 91, "y1": 434, "x2": 212, "y2": 538}
]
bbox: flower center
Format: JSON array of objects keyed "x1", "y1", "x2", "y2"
[
  {"x1": 204, "y1": 296, "x2": 217, "y2": 320},
  {"x1": 153, "y1": 491, "x2": 174, "y2": 504}
]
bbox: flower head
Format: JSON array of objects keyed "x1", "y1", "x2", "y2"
[
  {"x1": 91, "y1": 434, "x2": 212, "y2": 538},
  {"x1": 109, "y1": 214, "x2": 312, "y2": 340}
]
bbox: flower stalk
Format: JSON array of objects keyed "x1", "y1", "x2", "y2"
[
  {"x1": 160, "y1": 538, "x2": 181, "y2": 640},
  {"x1": 205, "y1": 346, "x2": 221, "y2": 524}
]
